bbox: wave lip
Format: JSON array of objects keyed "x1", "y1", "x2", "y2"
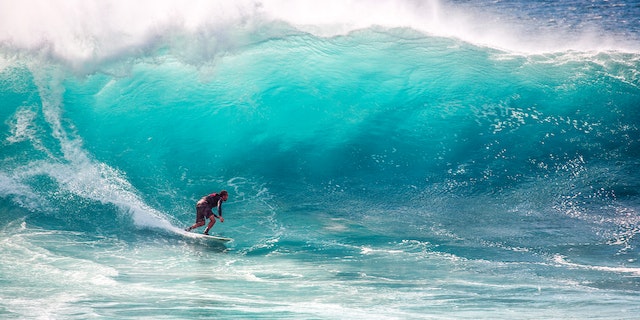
[{"x1": 2, "y1": 0, "x2": 639, "y2": 69}]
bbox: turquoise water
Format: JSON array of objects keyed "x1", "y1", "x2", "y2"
[{"x1": 2, "y1": 0, "x2": 640, "y2": 318}]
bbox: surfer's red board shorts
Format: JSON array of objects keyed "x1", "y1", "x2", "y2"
[{"x1": 195, "y1": 200, "x2": 213, "y2": 223}]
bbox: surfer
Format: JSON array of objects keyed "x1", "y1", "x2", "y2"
[{"x1": 185, "y1": 190, "x2": 229, "y2": 235}]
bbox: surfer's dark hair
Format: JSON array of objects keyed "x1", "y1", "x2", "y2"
[{"x1": 220, "y1": 190, "x2": 228, "y2": 196}]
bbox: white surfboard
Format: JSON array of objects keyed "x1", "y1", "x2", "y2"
[
  {"x1": 172, "y1": 226, "x2": 233, "y2": 243},
  {"x1": 185, "y1": 232, "x2": 232, "y2": 242}
]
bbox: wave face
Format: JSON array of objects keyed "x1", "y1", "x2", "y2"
[{"x1": 2, "y1": 0, "x2": 640, "y2": 318}]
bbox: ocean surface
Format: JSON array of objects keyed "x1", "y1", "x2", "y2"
[{"x1": 1, "y1": 0, "x2": 640, "y2": 318}]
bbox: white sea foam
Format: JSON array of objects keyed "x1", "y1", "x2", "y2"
[
  {"x1": 553, "y1": 254, "x2": 640, "y2": 276},
  {"x1": 1, "y1": 0, "x2": 637, "y2": 68}
]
